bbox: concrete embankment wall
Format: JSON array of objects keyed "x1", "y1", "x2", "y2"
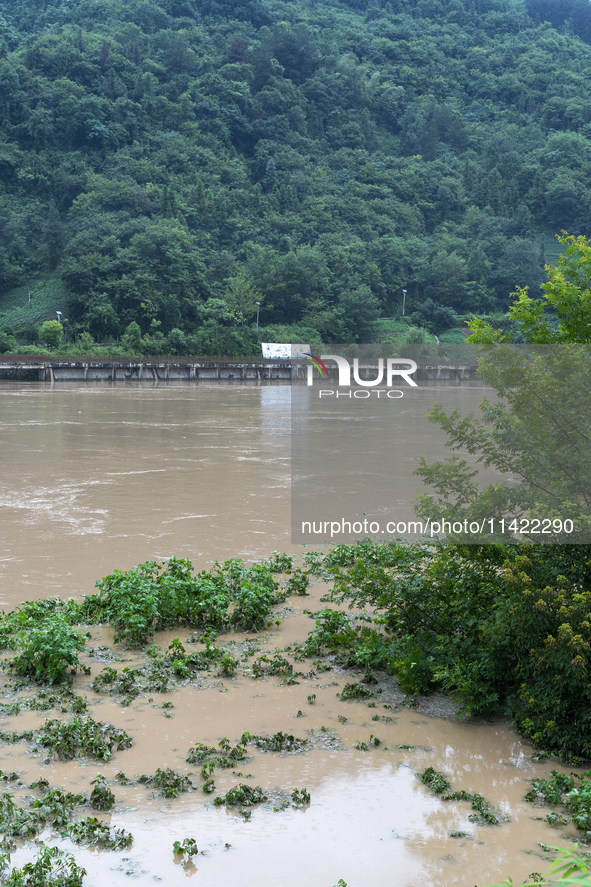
[{"x1": 0, "y1": 359, "x2": 478, "y2": 383}]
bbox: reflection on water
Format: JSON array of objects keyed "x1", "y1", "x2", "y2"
[{"x1": 0, "y1": 382, "x2": 579, "y2": 886}]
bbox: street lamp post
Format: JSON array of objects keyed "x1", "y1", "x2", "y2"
[
  {"x1": 255, "y1": 301, "x2": 261, "y2": 331},
  {"x1": 402, "y1": 289, "x2": 407, "y2": 317}
]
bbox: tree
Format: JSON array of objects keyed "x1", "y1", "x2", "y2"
[
  {"x1": 39, "y1": 319, "x2": 63, "y2": 348},
  {"x1": 224, "y1": 276, "x2": 262, "y2": 327},
  {"x1": 468, "y1": 233, "x2": 591, "y2": 344},
  {"x1": 401, "y1": 234, "x2": 591, "y2": 760},
  {"x1": 122, "y1": 320, "x2": 141, "y2": 352},
  {"x1": 413, "y1": 344, "x2": 591, "y2": 542}
]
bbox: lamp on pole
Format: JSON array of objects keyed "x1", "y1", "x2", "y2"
[
  {"x1": 56, "y1": 311, "x2": 62, "y2": 323},
  {"x1": 255, "y1": 301, "x2": 261, "y2": 331},
  {"x1": 402, "y1": 289, "x2": 407, "y2": 317}
]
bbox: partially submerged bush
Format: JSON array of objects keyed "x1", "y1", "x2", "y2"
[
  {"x1": 186, "y1": 736, "x2": 249, "y2": 770},
  {"x1": 419, "y1": 767, "x2": 499, "y2": 825},
  {"x1": 173, "y1": 838, "x2": 198, "y2": 857},
  {"x1": 90, "y1": 776, "x2": 115, "y2": 811},
  {"x1": 9, "y1": 619, "x2": 86, "y2": 684},
  {"x1": 322, "y1": 540, "x2": 591, "y2": 760},
  {"x1": 222, "y1": 784, "x2": 267, "y2": 807},
  {"x1": 526, "y1": 771, "x2": 591, "y2": 835},
  {"x1": 4, "y1": 845, "x2": 86, "y2": 887},
  {"x1": 29, "y1": 788, "x2": 86, "y2": 827},
  {"x1": 91, "y1": 666, "x2": 140, "y2": 699},
  {"x1": 68, "y1": 817, "x2": 132, "y2": 850},
  {"x1": 252, "y1": 653, "x2": 294, "y2": 680},
  {"x1": 23, "y1": 718, "x2": 131, "y2": 761},
  {"x1": 91, "y1": 556, "x2": 278, "y2": 646},
  {"x1": 138, "y1": 768, "x2": 193, "y2": 798},
  {"x1": 339, "y1": 682, "x2": 377, "y2": 702},
  {"x1": 250, "y1": 732, "x2": 310, "y2": 753}
]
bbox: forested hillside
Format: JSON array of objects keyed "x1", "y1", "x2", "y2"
[{"x1": 1, "y1": 0, "x2": 591, "y2": 352}]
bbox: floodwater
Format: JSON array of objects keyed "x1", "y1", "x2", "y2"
[{"x1": 0, "y1": 381, "x2": 582, "y2": 886}]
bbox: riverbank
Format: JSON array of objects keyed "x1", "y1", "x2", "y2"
[{"x1": 0, "y1": 556, "x2": 584, "y2": 887}]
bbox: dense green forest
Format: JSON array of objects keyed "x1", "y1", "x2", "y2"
[{"x1": 1, "y1": 0, "x2": 591, "y2": 353}]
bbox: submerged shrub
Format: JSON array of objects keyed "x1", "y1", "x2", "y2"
[
  {"x1": 91, "y1": 556, "x2": 278, "y2": 646},
  {"x1": 4, "y1": 845, "x2": 86, "y2": 887},
  {"x1": 526, "y1": 771, "x2": 591, "y2": 836},
  {"x1": 68, "y1": 816, "x2": 132, "y2": 850},
  {"x1": 339, "y1": 682, "x2": 377, "y2": 701},
  {"x1": 251, "y1": 732, "x2": 309, "y2": 753},
  {"x1": 138, "y1": 768, "x2": 193, "y2": 798},
  {"x1": 29, "y1": 788, "x2": 86, "y2": 827},
  {"x1": 419, "y1": 767, "x2": 499, "y2": 825},
  {"x1": 90, "y1": 776, "x2": 115, "y2": 811},
  {"x1": 284, "y1": 568, "x2": 310, "y2": 596},
  {"x1": 9, "y1": 619, "x2": 86, "y2": 685},
  {"x1": 291, "y1": 788, "x2": 311, "y2": 805},
  {"x1": 323, "y1": 541, "x2": 591, "y2": 760},
  {"x1": 223, "y1": 784, "x2": 267, "y2": 806},
  {"x1": 32, "y1": 718, "x2": 132, "y2": 761},
  {"x1": 173, "y1": 838, "x2": 198, "y2": 857},
  {"x1": 0, "y1": 794, "x2": 38, "y2": 838},
  {"x1": 186, "y1": 736, "x2": 248, "y2": 770},
  {"x1": 252, "y1": 653, "x2": 294, "y2": 679}
]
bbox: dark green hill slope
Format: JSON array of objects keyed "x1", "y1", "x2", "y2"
[{"x1": 1, "y1": 0, "x2": 590, "y2": 346}]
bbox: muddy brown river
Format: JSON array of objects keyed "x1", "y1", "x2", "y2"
[{"x1": 0, "y1": 381, "x2": 582, "y2": 886}]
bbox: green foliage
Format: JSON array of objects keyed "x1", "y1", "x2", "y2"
[
  {"x1": 419, "y1": 767, "x2": 499, "y2": 825},
  {"x1": 4, "y1": 846, "x2": 86, "y2": 887},
  {"x1": 263, "y1": 552, "x2": 294, "y2": 573},
  {"x1": 0, "y1": 331, "x2": 16, "y2": 353},
  {"x1": 67, "y1": 817, "x2": 132, "y2": 850},
  {"x1": 305, "y1": 609, "x2": 356, "y2": 654},
  {"x1": 526, "y1": 771, "x2": 591, "y2": 836},
  {"x1": 9, "y1": 619, "x2": 86, "y2": 684},
  {"x1": 186, "y1": 736, "x2": 248, "y2": 770},
  {"x1": 410, "y1": 300, "x2": 458, "y2": 335},
  {"x1": 222, "y1": 784, "x2": 267, "y2": 807},
  {"x1": 138, "y1": 768, "x2": 193, "y2": 799},
  {"x1": 291, "y1": 788, "x2": 310, "y2": 805},
  {"x1": 38, "y1": 320, "x2": 63, "y2": 348},
  {"x1": 173, "y1": 838, "x2": 198, "y2": 857},
  {"x1": 89, "y1": 776, "x2": 115, "y2": 811},
  {"x1": 320, "y1": 540, "x2": 591, "y2": 760},
  {"x1": 30, "y1": 717, "x2": 132, "y2": 761},
  {"x1": 339, "y1": 682, "x2": 377, "y2": 702},
  {"x1": 91, "y1": 556, "x2": 278, "y2": 647},
  {"x1": 413, "y1": 344, "x2": 591, "y2": 541},
  {"x1": 6, "y1": 0, "x2": 591, "y2": 345},
  {"x1": 224, "y1": 276, "x2": 262, "y2": 327},
  {"x1": 284, "y1": 569, "x2": 310, "y2": 596},
  {"x1": 469, "y1": 234, "x2": 591, "y2": 345},
  {"x1": 29, "y1": 788, "x2": 86, "y2": 828},
  {"x1": 91, "y1": 666, "x2": 139, "y2": 699},
  {"x1": 251, "y1": 732, "x2": 309, "y2": 753},
  {"x1": 252, "y1": 652, "x2": 294, "y2": 680}
]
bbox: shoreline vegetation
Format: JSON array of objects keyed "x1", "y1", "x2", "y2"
[{"x1": 0, "y1": 545, "x2": 589, "y2": 885}]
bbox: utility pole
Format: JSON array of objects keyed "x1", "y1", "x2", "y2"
[
  {"x1": 256, "y1": 301, "x2": 261, "y2": 331},
  {"x1": 402, "y1": 289, "x2": 407, "y2": 317}
]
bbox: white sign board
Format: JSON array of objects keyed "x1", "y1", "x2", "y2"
[{"x1": 261, "y1": 343, "x2": 310, "y2": 360}]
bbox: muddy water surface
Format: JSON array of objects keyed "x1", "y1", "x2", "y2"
[{"x1": 0, "y1": 382, "x2": 581, "y2": 886}]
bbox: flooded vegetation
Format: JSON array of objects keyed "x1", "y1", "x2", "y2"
[
  {"x1": 0, "y1": 384, "x2": 589, "y2": 886},
  {"x1": 0, "y1": 551, "x2": 589, "y2": 886}
]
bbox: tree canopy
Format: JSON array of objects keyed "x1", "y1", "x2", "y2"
[{"x1": 2, "y1": 0, "x2": 591, "y2": 348}]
